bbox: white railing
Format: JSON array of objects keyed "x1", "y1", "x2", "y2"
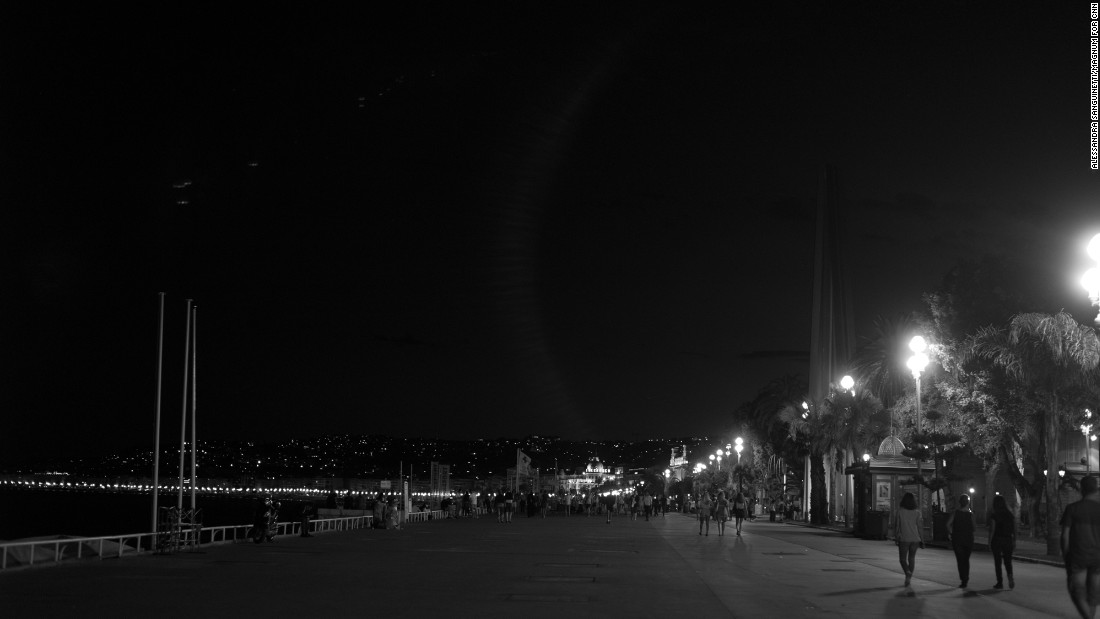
[
  {"x1": 0, "y1": 532, "x2": 154, "y2": 570},
  {"x1": 0, "y1": 514, "x2": 379, "y2": 572}
]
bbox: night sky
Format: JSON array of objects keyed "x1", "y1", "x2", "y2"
[{"x1": 3, "y1": 3, "x2": 1100, "y2": 462}]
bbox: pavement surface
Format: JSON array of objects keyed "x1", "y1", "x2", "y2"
[{"x1": 1, "y1": 511, "x2": 1083, "y2": 618}]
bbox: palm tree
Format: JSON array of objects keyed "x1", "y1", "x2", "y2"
[
  {"x1": 851, "y1": 313, "x2": 922, "y2": 409},
  {"x1": 820, "y1": 383, "x2": 885, "y2": 524},
  {"x1": 747, "y1": 375, "x2": 808, "y2": 469},
  {"x1": 963, "y1": 311, "x2": 1100, "y2": 554},
  {"x1": 779, "y1": 398, "x2": 838, "y2": 525}
]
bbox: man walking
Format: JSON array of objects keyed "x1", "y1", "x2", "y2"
[{"x1": 1062, "y1": 475, "x2": 1100, "y2": 618}]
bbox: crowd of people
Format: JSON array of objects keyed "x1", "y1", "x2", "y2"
[{"x1": 433, "y1": 488, "x2": 679, "y2": 523}]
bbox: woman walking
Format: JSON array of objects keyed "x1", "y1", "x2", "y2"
[
  {"x1": 894, "y1": 492, "x2": 924, "y2": 588},
  {"x1": 715, "y1": 491, "x2": 730, "y2": 536},
  {"x1": 698, "y1": 491, "x2": 713, "y2": 536},
  {"x1": 989, "y1": 495, "x2": 1016, "y2": 589},
  {"x1": 733, "y1": 491, "x2": 748, "y2": 536},
  {"x1": 946, "y1": 494, "x2": 975, "y2": 588}
]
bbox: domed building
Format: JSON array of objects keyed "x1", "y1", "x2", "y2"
[{"x1": 846, "y1": 434, "x2": 929, "y2": 539}]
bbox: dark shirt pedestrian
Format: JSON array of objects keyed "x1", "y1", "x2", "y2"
[
  {"x1": 946, "y1": 494, "x2": 973, "y2": 587},
  {"x1": 1062, "y1": 475, "x2": 1100, "y2": 619},
  {"x1": 988, "y1": 495, "x2": 1016, "y2": 590}
]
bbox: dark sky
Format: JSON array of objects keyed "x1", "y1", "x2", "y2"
[{"x1": 3, "y1": 3, "x2": 1099, "y2": 462}]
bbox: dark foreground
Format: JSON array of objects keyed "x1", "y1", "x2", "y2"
[{"x1": 0, "y1": 512, "x2": 1082, "y2": 618}]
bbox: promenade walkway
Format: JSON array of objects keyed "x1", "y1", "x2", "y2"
[{"x1": 1, "y1": 511, "x2": 1083, "y2": 618}]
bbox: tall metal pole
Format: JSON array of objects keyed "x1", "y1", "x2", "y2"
[
  {"x1": 1085, "y1": 429, "x2": 1091, "y2": 478},
  {"x1": 190, "y1": 305, "x2": 197, "y2": 512},
  {"x1": 151, "y1": 292, "x2": 166, "y2": 534},
  {"x1": 915, "y1": 372, "x2": 922, "y2": 513},
  {"x1": 177, "y1": 299, "x2": 192, "y2": 510}
]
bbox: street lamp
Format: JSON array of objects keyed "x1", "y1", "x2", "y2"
[
  {"x1": 1083, "y1": 409, "x2": 1094, "y2": 478},
  {"x1": 1082, "y1": 233, "x2": 1100, "y2": 325},
  {"x1": 908, "y1": 336, "x2": 929, "y2": 512},
  {"x1": 840, "y1": 374, "x2": 855, "y2": 395}
]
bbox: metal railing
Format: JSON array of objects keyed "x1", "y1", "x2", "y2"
[
  {"x1": 0, "y1": 513, "x2": 381, "y2": 572},
  {"x1": 0, "y1": 532, "x2": 154, "y2": 570},
  {"x1": 0, "y1": 508, "x2": 485, "y2": 571}
]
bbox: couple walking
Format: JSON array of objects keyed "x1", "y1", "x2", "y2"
[
  {"x1": 898, "y1": 491, "x2": 1015, "y2": 590},
  {"x1": 945, "y1": 493, "x2": 1016, "y2": 590}
]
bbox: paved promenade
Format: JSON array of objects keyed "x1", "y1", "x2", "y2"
[{"x1": 1, "y1": 512, "x2": 1083, "y2": 618}]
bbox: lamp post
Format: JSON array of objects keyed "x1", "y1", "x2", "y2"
[
  {"x1": 857, "y1": 452, "x2": 871, "y2": 536},
  {"x1": 733, "y1": 437, "x2": 745, "y2": 493},
  {"x1": 969, "y1": 486, "x2": 983, "y2": 525},
  {"x1": 801, "y1": 401, "x2": 811, "y2": 521},
  {"x1": 1083, "y1": 409, "x2": 1094, "y2": 479},
  {"x1": 907, "y1": 336, "x2": 929, "y2": 513},
  {"x1": 1081, "y1": 233, "x2": 1100, "y2": 325},
  {"x1": 840, "y1": 375, "x2": 855, "y2": 525}
]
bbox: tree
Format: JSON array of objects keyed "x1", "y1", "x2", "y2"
[
  {"x1": 779, "y1": 396, "x2": 846, "y2": 525},
  {"x1": 962, "y1": 311, "x2": 1100, "y2": 554},
  {"x1": 745, "y1": 374, "x2": 809, "y2": 466},
  {"x1": 850, "y1": 313, "x2": 924, "y2": 409}
]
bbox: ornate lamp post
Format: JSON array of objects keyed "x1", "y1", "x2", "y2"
[
  {"x1": 839, "y1": 375, "x2": 855, "y2": 523},
  {"x1": 1083, "y1": 409, "x2": 1094, "y2": 479},
  {"x1": 907, "y1": 336, "x2": 929, "y2": 513},
  {"x1": 733, "y1": 437, "x2": 745, "y2": 493},
  {"x1": 856, "y1": 452, "x2": 871, "y2": 536}
]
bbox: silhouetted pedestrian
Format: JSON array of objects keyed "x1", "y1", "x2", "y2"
[
  {"x1": 299, "y1": 502, "x2": 314, "y2": 537},
  {"x1": 946, "y1": 494, "x2": 974, "y2": 587},
  {"x1": 989, "y1": 495, "x2": 1016, "y2": 590},
  {"x1": 1063, "y1": 475, "x2": 1100, "y2": 618}
]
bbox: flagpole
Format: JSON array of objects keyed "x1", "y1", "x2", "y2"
[
  {"x1": 189, "y1": 304, "x2": 197, "y2": 512},
  {"x1": 151, "y1": 292, "x2": 166, "y2": 534},
  {"x1": 177, "y1": 299, "x2": 192, "y2": 510}
]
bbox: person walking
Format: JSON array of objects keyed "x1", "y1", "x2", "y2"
[
  {"x1": 894, "y1": 492, "x2": 924, "y2": 588},
  {"x1": 698, "y1": 491, "x2": 713, "y2": 536},
  {"x1": 1062, "y1": 475, "x2": 1100, "y2": 618},
  {"x1": 946, "y1": 494, "x2": 975, "y2": 588},
  {"x1": 715, "y1": 491, "x2": 730, "y2": 536},
  {"x1": 299, "y1": 502, "x2": 314, "y2": 537},
  {"x1": 643, "y1": 491, "x2": 653, "y2": 521},
  {"x1": 733, "y1": 491, "x2": 748, "y2": 536},
  {"x1": 495, "y1": 488, "x2": 506, "y2": 523},
  {"x1": 989, "y1": 494, "x2": 1016, "y2": 590}
]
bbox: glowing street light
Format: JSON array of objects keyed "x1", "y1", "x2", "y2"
[
  {"x1": 1082, "y1": 233, "x2": 1100, "y2": 325},
  {"x1": 731, "y1": 437, "x2": 745, "y2": 492},
  {"x1": 840, "y1": 374, "x2": 855, "y2": 395}
]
